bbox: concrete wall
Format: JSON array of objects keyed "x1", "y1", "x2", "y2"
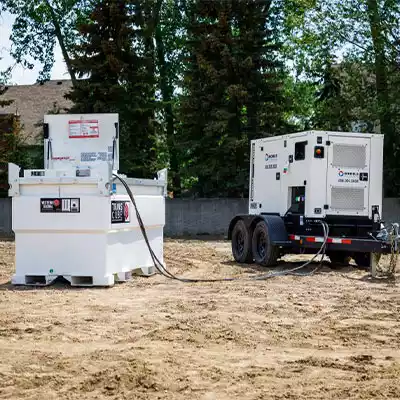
[
  {"x1": 0, "y1": 197, "x2": 399, "y2": 238},
  {"x1": 0, "y1": 198, "x2": 12, "y2": 238},
  {"x1": 166, "y1": 198, "x2": 400, "y2": 236},
  {"x1": 165, "y1": 198, "x2": 248, "y2": 237}
]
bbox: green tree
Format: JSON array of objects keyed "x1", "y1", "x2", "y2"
[
  {"x1": 154, "y1": 0, "x2": 187, "y2": 195},
  {"x1": 180, "y1": 0, "x2": 286, "y2": 197},
  {"x1": 180, "y1": 0, "x2": 241, "y2": 196},
  {"x1": 1, "y1": 0, "x2": 91, "y2": 84},
  {"x1": 0, "y1": 83, "x2": 35, "y2": 196},
  {"x1": 282, "y1": 75, "x2": 316, "y2": 130},
  {"x1": 282, "y1": 0, "x2": 400, "y2": 195},
  {"x1": 234, "y1": 0, "x2": 287, "y2": 137},
  {"x1": 365, "y1": 0, "x2": 399, "y2": 195},
  {"x1": 65, "y1": 0, "x2": 157, "y2": 178}
]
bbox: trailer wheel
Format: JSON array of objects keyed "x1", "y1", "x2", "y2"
[
  {"x1": 231, "y1": 220, "x2": 253, "y2": 263},
  {"x1": 252, "y1": 221, "x2": 279, "y2": 267},
  {"x1": 353, "y1": 252, "x2": 371, "y2": 269}
]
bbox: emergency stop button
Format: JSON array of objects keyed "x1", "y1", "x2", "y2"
[{"x1": 314, "y1": 146, "x2": 324, "y2": 158}]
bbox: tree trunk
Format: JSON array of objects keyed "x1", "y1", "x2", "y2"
[{"x1": 44, "y1": 0, "x2": 78, "y2": 87}]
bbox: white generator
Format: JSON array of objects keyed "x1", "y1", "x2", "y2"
[
  {"x1": 9, "y1": 113, "x2": 167, "y2": 286},
  {"x1": 228, "y1": 130, "x2": 392, "y2": 269},
  {"x1": 249, "y1": 130, "x2": 383, "y2": 219}
]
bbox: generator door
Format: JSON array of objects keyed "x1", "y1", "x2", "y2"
[
  {"x1": 249, "y1": 138, "x2": 283, "y2": 215},
  {"x1": 326, "y1": 135, "x2": 371, "y2": 217}
]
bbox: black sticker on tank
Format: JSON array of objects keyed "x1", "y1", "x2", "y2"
[
  {"x1": 40, "y1": 198, "x2": 80, "y2": 213},
  {"x1": 111, "y1": 201, "x2": 130, "y2": 223}
]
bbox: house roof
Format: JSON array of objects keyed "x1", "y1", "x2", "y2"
[{"x1": 0, "y1": 79, "x2": 73, "y2": 145}]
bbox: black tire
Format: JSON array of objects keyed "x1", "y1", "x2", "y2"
[
  {"x1": 327, "y1": 251, "x2": 351, "y2": 267},
  {"x1": 353, "y1": 252, "x2": 371, "y2": 269},
  {"x1": 252, "y1": 221, "x2": 279, "y2": 267},
  {"x1": 231, "y1": 220, "x2": 253, "y2": 263}
]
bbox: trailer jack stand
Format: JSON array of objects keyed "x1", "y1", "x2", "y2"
[{"x1": 370, "y1": 253, "x2": 381, "y2": 278}]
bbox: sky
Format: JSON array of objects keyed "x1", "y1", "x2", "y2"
[{"x1": 0, "y1": 11, "x2": 70, "y2": 85}]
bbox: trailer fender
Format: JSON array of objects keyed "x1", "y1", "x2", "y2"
[
  {"x1": 252, "y1": 215, "x2": 289, "y2": 246},
  {"x1": 228, "y1": 214, "x2": 289, "y2": 246},
  {"x1": 228, "y1": 215, "x2": 248, "y2": 239}
]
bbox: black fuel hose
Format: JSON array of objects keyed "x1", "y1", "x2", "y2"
[{"x1": 112, "y1": 174, "x2": 329, "y2": 282}]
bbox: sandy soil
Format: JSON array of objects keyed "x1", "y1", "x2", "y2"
[{"x1": 0, "y1": 239, "x2": 400, "y2": 400}]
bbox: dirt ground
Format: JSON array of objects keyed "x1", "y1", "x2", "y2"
[{"x1": 1, "y1": 239, "x2": 400, "y2": 400}]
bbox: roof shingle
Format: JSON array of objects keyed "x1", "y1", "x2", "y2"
[{"x1": 0, "y1": 79, "x2": 73, "y2": 145}]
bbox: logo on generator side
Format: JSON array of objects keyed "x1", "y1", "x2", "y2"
[
  {"x1": 265, "y1": 153, "x2": 278, "y2": 169},
  {"x1": 265, "y1": 153, "x2": 278, "y2": 162},
  {"x1": 337, "y1": 169, "x2": 360, "y2": 183}
]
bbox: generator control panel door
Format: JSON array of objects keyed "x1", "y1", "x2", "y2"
[{"x1": 326, "y1": 135, "x2": 371, "y2": 217}]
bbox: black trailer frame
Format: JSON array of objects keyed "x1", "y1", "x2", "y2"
[
  {"x1": 228, "y1": 213, "x2": 393, "y2": 268},
  {"x1": 288, "y1": 235, "x2": 391, "y2": 253}
]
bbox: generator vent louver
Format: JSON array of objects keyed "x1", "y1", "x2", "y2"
[
  {"x1": 332, "y1": 144, "x2": 366, "y2": 169},
  {"x1": 331, "y1": 186, "x2": 365, "y2": 211}
]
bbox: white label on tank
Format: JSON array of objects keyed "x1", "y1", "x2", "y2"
[
  {"x1": 61, "y1": 199, "x2": 71, "y2": 212},
  {"x1": 69, "y1": 119, "x2": 99, "y2": 138},
  {"x1": 81, "y1": 151, "x2": 114, "y2": 162}
]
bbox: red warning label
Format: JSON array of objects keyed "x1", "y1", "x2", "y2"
[{"x1": 68, "y1": 119, "x2": 99, "y2": 139}]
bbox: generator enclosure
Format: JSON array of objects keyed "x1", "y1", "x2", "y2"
[
  {"x1": 9, "y1": 113, "x2": 167, "y2": 287},
  {"x1": 249, "y1": 131, "x2": 383, "y2": 220}
]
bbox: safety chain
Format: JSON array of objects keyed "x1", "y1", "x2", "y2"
[
  {"x1": 389, "y1": 224, "x2": 399, "y2": 276},
  {"x1": 376, "y1": 223, "x2": 399, "y2": 278}
]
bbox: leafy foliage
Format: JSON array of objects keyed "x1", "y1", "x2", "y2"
[
  {"x1": 1, "y1": 0, "x2": 91, "y2": 84},
  {"x1": 179, "y1": 0, "x2": 286, "y2": 197},
  {"x1": 65, "y1": 0, "x2": 157, "y2": 178},
  {"x1": 0, "y1": 105, "x2": 35, "y2": 197},
  {"x1": 282, "y1": 0, "x2": 400, "y2": 195},
  {"x1": 2, "y1": 0, "x2": 400, "y2": 197},
  {"x1": 154, "y1": 0, "x2": 188, "y2": 195}
]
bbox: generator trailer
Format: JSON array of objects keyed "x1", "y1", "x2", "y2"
[{"x1": 228, "y1": 130, "x2": 398, "y2": 271}]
